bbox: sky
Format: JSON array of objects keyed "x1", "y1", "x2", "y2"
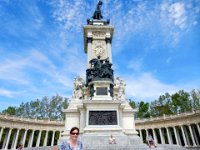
[{"x1": 0, "y1": 0, "x2": 200, "y2": 111}]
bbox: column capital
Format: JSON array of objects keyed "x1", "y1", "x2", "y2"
[
  {"x1": 87, "y1": 37, "x2": 93, "y2": 43},
  {"x1": 105, "y1": 38, "x2": 112, "y2": 44}
]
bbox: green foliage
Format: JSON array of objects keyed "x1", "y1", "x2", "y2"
[
  {"x1": 190, "y1": 89, "x2": 200, "y2": 110},
  {"x1": 2, "y1": 89, "x2": 200, "y2": 120},
  {"x1": 149, "y1": 89, "x2": 200, "y2": 118},
  {"x1": 2, "y1": 95, "x2": 69, "y2": 120},
  {"x1": 129, "y1": 99, "x2": 137, "y2": 108},
  {"x1": 135, "y1": 89, "x2": 200, "y2": 119},
  {"x1": 2, "y1": 106, "x2": 16, "y2": 115},
  {"x1": 137, "y1": 101, "x2": 150, "y2": 118}
]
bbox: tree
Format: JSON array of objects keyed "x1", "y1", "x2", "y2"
[
  {"x1": 129, "y1": 99, "x2": 137, "y2": 108},
  {"x1": 2, "y1": 106, "x2": 16, "y2": 115},
  {"x1": 2, "y1": 95, "x2": 69, "y2": 120},
  {"x1": 171, "y1": 90, "x2": 191, "y2": 113},
  {"x1": 190, "y1": 89, "x2": 200, "y2": 110},
  {"x1": 137, "y1": 101, "x2": 150, "y2": 118}
]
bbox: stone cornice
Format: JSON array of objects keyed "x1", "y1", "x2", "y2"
[
  {"x1": 135, "y1": 110, "x2": 200, "y2": 129},
  {"x1": 1, "y1": 110, "x2": 199, "y2": 131}
]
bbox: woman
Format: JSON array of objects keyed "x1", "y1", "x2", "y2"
[
  {"x1": 17, "y1": 144, "x2": 24, "y2": 150},
  {"x1": 59, "y1": 127, "x2": 83, "y2": 150},
  {"x1": 109, "y1": 134, "x2": 116, "y2": 144}
]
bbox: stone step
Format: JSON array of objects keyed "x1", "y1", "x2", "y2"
[
  {"x1": 24, "y1": 144, "x2": 188, "y2": 150},
  {"x1": 83, "y1": 144, "x2": 186, "y2": 150}
]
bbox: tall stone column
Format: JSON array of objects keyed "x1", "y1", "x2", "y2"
[
  {"x1": 5, "y1": 128, "x2": 12, "y2": 149},
  {"x1": 139, "y1": 129, "x2": 143, "y2": 140},
  {"x1": 106, "y1": 38, "x2": 112, "y2": 63},
  {"x1": 36, "y1": 130, "x2": 42, "y2": 147},
  {"x1": 159, "y1": 128, "x2": 165, "y2": 144},
  {"x1": 152, "y1": 129, "x2": 158, "y2": 145},
  {"x1": 145, "y1": 129, "x2": 148, "y2": 137},
  {"x1": 197, "y1": 124, "x2": 200, "y2": 141},
  {"x1": 184, "y1": 126, "x2": 191, "y2": 146},
  {"x1": 176, "y1": 127, "x2": 182, "y2": 146},
  {"x1": 2, "y1": 129, "x2": 9, "y2": 149},
  {"x1": 28, "y1": 130, "x2": 35, "y2": 148},
  {"x1": 12, "y1": 129, "x2": 20, "y2": 149},
  {"x1": 173, "y1": 126, "x2": 179, "y2": 145},
  {"x1": 22, "y1": 130, "x2": 27, "y2": 147},
  {"x1": 59, "y1": 131, "x2": 62, "y2": 139},
  {"x1": 43, "y1": 130, "x2": 48, "y2": 146},
  {"x1": 189, "y1": 125, "x2": 197, "y2": 146},
  {"x1": 166, "y1": 127, "x2": 172, "y2": 144},
  {"x1": 181, "y1": 125, "x2": 188, "y2": 147},
  {"x1": 51, "y1": 131, "x2": 55, "y2": 146},
  {"x1": 87, "y1": 37, "x2": 92, "y2": 68},
  {"x1": 0, "y1": 127, "x2": 4, "y2": 143},
  {"x1": 192, "y1": 125, "x2": 200, "y2": 145}
]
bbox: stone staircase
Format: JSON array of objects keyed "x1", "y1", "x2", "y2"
[
  {"x1": 24, "y1": 144, "x2": 191, "y2": 150},
  {"x1": 24, "y1": 134, "x2": 197, "y2": 150}
]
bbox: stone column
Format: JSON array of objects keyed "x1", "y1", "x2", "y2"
[
  {"x1": 28, "y1": 130, "x2": 35, "y2": 148},
  {"x1": 145, "y1": 129, "x2": 148, "y2": 137},
  {"x1": 106, "y1": 38, "x2": 112, "y2": 63},
  {"x1": 22, "y1": 130, "x2": 27, "y2": 147},
  {"x1": 173, "y1": 126, "x2": 179, "y2": 145},
  {"x1": 159, "y1": 128, "x2": 165, "y2": 144},
  {"x1": 12, "y1": 129, "x2": 20, "y2": 149},
  {"x1": 184, "y1": 126, "x2": 191, "y2": 146},
  {"x1": 166, "y1": 127, "x2": 172, "y2": 144},
  {"x1": 51, "y1": 131, "x2": 55, "y2": 146},
  {"x1": 36, "y1": 130, "x2": 42, "y2": 147},
  {"x1": 2, "y1": 129, "x2": 9, "y2": 149},
  {"x1": 139, "y1": 129, "x2": 143, "y2": 140},
  {"x1": 192, "y1": 125, "x2": 200, "y2": 145},
  {"x1": 87, "y1": 37, "x2": 92, "y2": 68},
  {"x1": 189, "y1": 125, "x2": 197, "y2": 146},
  {"x1": 152, "y1": 129, "x2": 158, "y2": 145},
  {"x1": 197, "y1": 124, "x2": 200, "y2": 141},
  {"x1": 43, "y1": 130, "x2": 48, "y2": 146},
  {"x1": 176, "y1": 127, "x2": 182, "y2": 146},
  {"x1": 181, "y1": 126, "x2": 188, "y2": 147},
  {"x1": 59, "y1": 131, "x2": 62, "y2": 139},
  {"x1": 5, "y1": 128, "x2": 12, "y2": 149},
  {"x1": 0, "y1": 127, "x2": 4, "y2": 143}
]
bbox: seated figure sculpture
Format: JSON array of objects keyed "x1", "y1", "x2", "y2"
[{"x1": 73, "y1": 76, "x2": 84, "y2": 99}]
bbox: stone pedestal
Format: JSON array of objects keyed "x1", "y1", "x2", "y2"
[{"x1": 60, "y1": 96, "x2": 138, "y2": 138}]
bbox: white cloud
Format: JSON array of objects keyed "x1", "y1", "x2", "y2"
[
  {"x1": 127, "y1": 59, "x2": 143, "y2": 72},
  {"x1": 0, "y1": 88, "x2": 18, "y2": 98},
  {"x1": 124, "y1": 72, "x2": 196, "y2": 101},
  {"x1": 168, "y1": 2, "x2": 187, "y2": 29}
]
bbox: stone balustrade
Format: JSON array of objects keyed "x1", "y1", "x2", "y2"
[
  {"x1": 135, "y1": 110, "x2": 200, "y2": 147},
  {"x1": 0, "y1": 110, "x2": 200, "y2": 149}
]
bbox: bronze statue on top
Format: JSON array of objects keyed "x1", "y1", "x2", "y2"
[
  {"x1": 86, "y1": 57, "x2": 114, "y2": 86},
  {"x1": 92, "y1": 0, "x2": 103, "y2": 20}
]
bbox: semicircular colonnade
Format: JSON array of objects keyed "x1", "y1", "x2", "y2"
[
  {"x1": 135, "y1": 110, "x2": 200, "y2": 148},
  {"x1": 0, "y1": 110, "x2": 200, "y2": 149},
  {"x1": 0, "y1": 114, "x2": 64, "y2": 150}
]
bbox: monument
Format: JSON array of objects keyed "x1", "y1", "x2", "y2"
[{"x1": 59, "y1": 1, "x2": 146, "y2": 149}]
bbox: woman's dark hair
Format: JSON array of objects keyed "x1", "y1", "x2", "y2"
[{"x1": 70, "y1": 127, "x2": 79, "y2": 134}]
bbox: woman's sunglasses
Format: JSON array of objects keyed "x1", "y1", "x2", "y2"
[{"x1": 71, "y1": 132, "x2": 79, "y2": 135}]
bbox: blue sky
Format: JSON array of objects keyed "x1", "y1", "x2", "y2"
[{"x1": 0, "y1": 0, "x2": 200, "y2": 111}]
